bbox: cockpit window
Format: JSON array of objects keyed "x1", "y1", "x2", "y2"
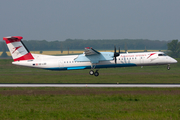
[{"x1": 158, "y1": 54, "x2": 167, "y2": 56}]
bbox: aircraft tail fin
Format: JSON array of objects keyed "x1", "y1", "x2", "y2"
[{"x1": 3, "y1": 36, "x2": 34, "y2": 61}]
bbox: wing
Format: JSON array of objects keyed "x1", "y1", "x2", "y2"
[
  {"x1": 84, "y1": 47, "x2": 100, "y2": 56},
  {"x1": 75, "y1": 47, "x2": 114, "y2": 63}
]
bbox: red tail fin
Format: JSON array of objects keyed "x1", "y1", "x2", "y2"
[{"x1": 3, "y1": 36, "x2": 34, "y2": 61}]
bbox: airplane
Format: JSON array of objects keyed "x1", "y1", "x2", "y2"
[{"x1": 3, "y1": 36, "x2": 177, "y2": 76}]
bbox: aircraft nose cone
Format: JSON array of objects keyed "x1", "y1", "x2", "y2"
[{"x1": 172, "y1": 58, "x2": 177, "y2": 64}]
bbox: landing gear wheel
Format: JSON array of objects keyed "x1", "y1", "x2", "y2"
[
  {"x1": 94, "y1": 72, "x2": 99, "y2": 77},
  {"x1": 167, "y1": 65, "x2": 170, "y2": 70},
  {"x1": 94, "y1": 71, "x2": 99, "y2": 77},
  {"x1": 89, "y1": 70, "x2": 94, "y2": 75}
]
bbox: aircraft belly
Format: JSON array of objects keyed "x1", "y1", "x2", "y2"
[{"x1": 44, "y1": 62, "x2": 137, "y2": 70}]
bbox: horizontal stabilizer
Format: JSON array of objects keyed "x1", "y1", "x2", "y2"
[{"x1": 3, "y1": 36, "x2": 23, "y2": 44}]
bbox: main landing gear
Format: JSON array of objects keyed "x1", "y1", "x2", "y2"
[
  {"x1": 89, "y1": 64, "x2": 99, "y2": 76},
  {"x1": 89, "y1": 70, "x2": 99, "y2": 76}
]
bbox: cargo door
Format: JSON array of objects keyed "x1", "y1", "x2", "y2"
[{"x1": 59, "y1": 59, "x2": 64, "y2": 68}]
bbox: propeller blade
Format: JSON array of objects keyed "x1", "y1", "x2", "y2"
[
  {"x1": 114, "y1": 46, "x2": 116, "y2": 53},
  {"x1": 113, "y1": 46, "x2": 120, "y2": 64},
  {"x1": 114, "y1": 46, "x2": 117, "y2": 64},
  {"x1": 115, "y1": 57, "x2": 117, "y2": 64}
]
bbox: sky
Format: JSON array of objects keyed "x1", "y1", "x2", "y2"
[{"x1": 0, "y1": 0, "x2": 180, "y2": 41}]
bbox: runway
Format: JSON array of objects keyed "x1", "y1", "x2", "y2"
[{"x1": 0, "y1": 84, "x2": 180, "y2": 87}]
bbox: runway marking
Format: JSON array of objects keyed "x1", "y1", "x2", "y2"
[{"x1": 0, "y1": 84, "x2": 180, "y2": 87}]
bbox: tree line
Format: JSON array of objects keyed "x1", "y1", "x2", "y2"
[
  {"x1": 0, "y1": 39, "x2": 179, "y2": 58},
  {"x1": 167, "y1": 40, "x2": 180, "y2": 58},
  {"x1": 0, "y1": 39, "x2": 169, "y2": 51}
]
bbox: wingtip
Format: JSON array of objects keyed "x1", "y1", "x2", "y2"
[{"x1": 85, "y1": 47, "x2": 92, "y2": 49}]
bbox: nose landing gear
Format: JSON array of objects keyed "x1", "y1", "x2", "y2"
[{"x1": 167, "y1": 64, "x2": 170, "y2": 70}]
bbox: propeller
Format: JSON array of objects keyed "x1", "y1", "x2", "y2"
[{"x1": 114, "y1": 46, "x2": 120, "y2": 64}]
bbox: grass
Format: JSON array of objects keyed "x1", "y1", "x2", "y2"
[
  {"x1": 0, "y1": 58, "x2": 180, "y2": 119},
  {"x1": 0, "y1": 58, "x2": 179, "y2": 83},
  {"x1": 0, "y1": 87, "x2": 180, "y2": 119}
]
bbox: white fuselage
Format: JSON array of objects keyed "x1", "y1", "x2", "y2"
[
  {"x1": 12, "y1": 52, "x2": 177, "y2": 70},
  {"x1": 3, "y1": 36, "x2": 177, "y2": 76}
]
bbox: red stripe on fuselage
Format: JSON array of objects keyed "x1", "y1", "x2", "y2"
[{"x1": 147, "y1": 53, "x2": 156, "y2": 59}]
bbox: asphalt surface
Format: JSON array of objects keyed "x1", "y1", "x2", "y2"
[{"x1": 0, "y1": 84, "x2": 180, "y2": 87}]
